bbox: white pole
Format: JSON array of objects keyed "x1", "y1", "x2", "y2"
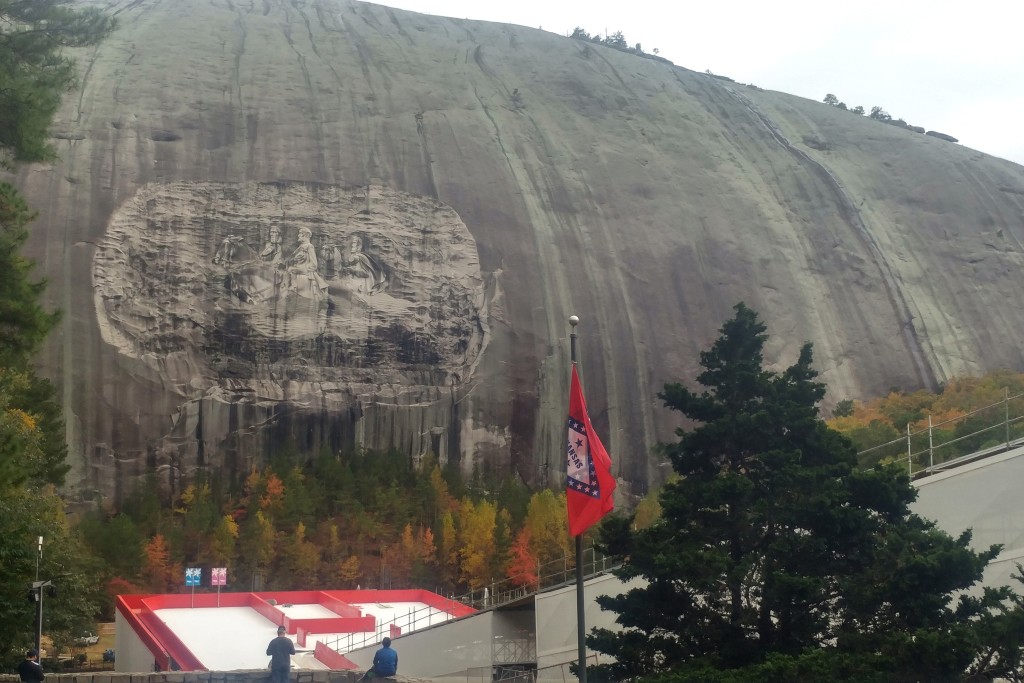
[
  {"x1": 906, "y1": 423, "x2": 912, "y2": 476},
  {"x1": 928, "y1": 415, "x2": 934, "y2": 470}
]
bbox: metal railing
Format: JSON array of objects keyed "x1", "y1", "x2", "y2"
[
  {"x1": 455, "y1": 543, "x2": 613, "y2": 612},
  {"x1": 320, "y1": 600, "x2": 461, "y2": 653},
  {"x1": 322, "y1": 542, "x2": 614, "y2": 655},
  {"x1": 491, "y1": 654, "x2": 601, "y2": 682},
  {"x1": 856, "y1": 388, "x2": 1024, "y2": 477}
]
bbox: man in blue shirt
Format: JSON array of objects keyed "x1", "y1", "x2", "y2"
[{"x1": 360, "y1": 637, "x2": 398, "y2": 680}]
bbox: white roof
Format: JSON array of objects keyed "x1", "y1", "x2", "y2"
[{"x1": 153, "y1": 599, "x2": 454, "y2": 670}]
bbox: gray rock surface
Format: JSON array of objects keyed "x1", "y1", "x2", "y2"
[{"x1": 11, "y1": 0, "x2": 1024, "y2": 502}]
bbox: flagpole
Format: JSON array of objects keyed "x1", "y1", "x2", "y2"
[{"x1": 569, "y1": 314, "x2": 588, "y2": 683}]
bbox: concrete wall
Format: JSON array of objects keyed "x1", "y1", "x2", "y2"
[
  {"x1": 338, "y1": 572, "x2": 641, "y2": 681},
  {"x1": 912, "y1": 446, "x2": 1024, "y2": 590},
  {"x1": 534, "y1": 573, "x2": 645, "y2": 681},
  {"x1": 345, "y1": 610, "x2": 495, "y2": 682},
  {"x1": 115, "y1": 608, "x2": 157, "y2": 673}
]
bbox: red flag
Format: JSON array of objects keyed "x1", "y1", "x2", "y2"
[{"x1": 566, "y1": 365, "x2": 616, "y2": 537}]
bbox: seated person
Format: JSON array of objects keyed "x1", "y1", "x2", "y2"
[{"x1": 359, "y1": 637, "x2": 398, "y2": 680}]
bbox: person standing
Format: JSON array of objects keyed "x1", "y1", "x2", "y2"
[
  {"x1": 359, "y1": 637, "x2": 398, "y2": 680},
  {"x1": 266, "y1": 625, "x2": 294, "y2": 683},
  {"x1": 17, "y1": 649, "x2": 44, "y2": 682}
]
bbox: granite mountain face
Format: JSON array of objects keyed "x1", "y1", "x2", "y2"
[{"x1": 14, "y1": 0, "x2": 1024, "y2": 502}]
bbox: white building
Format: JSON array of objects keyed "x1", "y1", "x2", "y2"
[
  {"x1": 115, "y1": 572, "x2": 638, "y2": 681},
  {"x1": 115, "y1": 588, "x2": 474, "y2": 674}
]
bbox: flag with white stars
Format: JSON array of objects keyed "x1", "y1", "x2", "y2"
[{"x1": 566, "y1": 364, "x2": 616, "y2": 536}]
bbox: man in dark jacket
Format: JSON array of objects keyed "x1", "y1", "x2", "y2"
[
  {"x1": 266, "y1": 625, "x2": 295, "y2": 683},
  {"x1": 17, "y1": 649, "x2": 44, "y2": 682},
  {"x1": 360, "y1": 637, "x2": 398, "y2": 680}
]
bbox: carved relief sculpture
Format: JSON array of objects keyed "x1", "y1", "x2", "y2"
[{"x1": 94, "y1": 182, "x2": 488, "y2": 398}]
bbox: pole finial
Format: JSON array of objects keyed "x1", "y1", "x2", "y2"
[{"x1": 569, "y1": 315, "x2": 579, "y2": 328}]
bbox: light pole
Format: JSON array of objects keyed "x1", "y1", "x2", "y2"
[
  {"x1": 30, "y1": 537, "x2": 50, "y2": 658},
  {"x1": 30, "y1": 580, "x2": 52, "y2": 657}
]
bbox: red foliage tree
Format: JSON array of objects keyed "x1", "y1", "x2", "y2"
[{"x1": 506, "y1": 528, "x2": 539, "y2": 590}]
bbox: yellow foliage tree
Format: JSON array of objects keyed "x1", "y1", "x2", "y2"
[
  {"x1": 278, "y1": 521, "x2": 319, "y2": 588},
  {"x1": 438, "y1": 510, "x2": 458, "y2": 586},
  {"x1": 237, "y1": 509, "x2": 275, "y2": 588},
  {"x1": 143, "y1": 534, "x2": 180, "y2": 592},
  {"x1": 632, "y1": 489, "x2": 662, "y2": 530},
  {"x1": 335, "y1": 555, "x2": 362, "y2": 588},
  {"x1": 457, "y1": 498, "x2": 497, "y2": 589},
  {"x1": 204, "y1": 514, "x2": 238, "y2": 566},
  {"x1": 524, "y1": 489, "x2": 572, "y2": 570}
]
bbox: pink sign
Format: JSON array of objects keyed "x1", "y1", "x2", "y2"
[{"x1": 211, "y1": 567, "x2": 227, "y2": 586}]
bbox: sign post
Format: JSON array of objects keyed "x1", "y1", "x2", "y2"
[
  {"x1": 185, "y1": 568, "x2": 201, "y2": 607},
  {"x1": 211, "y1": 568, "x2": 227, "y2": 606}
]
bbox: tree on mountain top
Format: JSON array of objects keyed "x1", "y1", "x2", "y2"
[
  {"x1": 869, "y1": 105, "x2": 892, "y2": 121},
  {"x1": 588, "y1": 303, "x2": 1007, "y2": 682}
]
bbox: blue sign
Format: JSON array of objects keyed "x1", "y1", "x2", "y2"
[{"x1": 184, "y1": 567, "x2": 201, "y2": 587}]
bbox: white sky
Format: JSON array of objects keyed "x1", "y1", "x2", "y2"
[{"x1": 380, "y1": 0, "x2": 1024, "y2": 166}]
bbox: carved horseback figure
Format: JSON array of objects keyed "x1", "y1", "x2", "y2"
[
  {"x1": 212, "y1": 233, "x2": 279, "y2": 304},
  {"x1": 284, "y1": 227, "x2": 329, "y2": 301}
]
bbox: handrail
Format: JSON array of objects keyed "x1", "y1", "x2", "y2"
[
  {"x1": 855, "y1": 387, "x2": 1024, "y2": 477},
  {"x1": 323, "y1": 543, "x2": 616, "y2": 656}
]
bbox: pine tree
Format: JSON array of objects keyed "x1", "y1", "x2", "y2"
[
  {"x1": 0, "y1": 0, "x2": 115, "y2": 482},
  {"x1": 0, "y1": 2, "x2": 114, "y2": 665},
  {"x1": 589, "y1": 303, "x2": 1004, "y2": 681},
  {"x1": 0, "y1": 184, "x2": 67, "y2": 488},
  {"x1": 0, "y1": 0, "x2": 115, "y2": 164}
]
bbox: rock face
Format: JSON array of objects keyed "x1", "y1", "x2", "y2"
[{"x1": 12, "y1": 0, "x2": 1024, "y2": 502}]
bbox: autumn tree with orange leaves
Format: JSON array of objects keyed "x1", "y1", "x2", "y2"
[{"x1": 506, "y1": 528, "x2": 539, "y2": 590}]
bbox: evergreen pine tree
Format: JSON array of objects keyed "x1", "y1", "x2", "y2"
[
  {"x1": 589, "y1": 303, "x2": 1005, "y2": 682},
  {"x1": 0, "y1": 0, "x2": 116, "y2": 164},
  {"x1": 0, "y1": 0, "x2": 115, "y2": 664}
]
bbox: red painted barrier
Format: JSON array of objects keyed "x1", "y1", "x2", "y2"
[
  {"x1": 115, "y1": 588, "x2": 476, "y2": 670},
  {"x1": 314, "y1": 641, "x2": 359, "y2": 670},
  {"x1": 116, "y1": 595, "x2": 206, "y2": 671},
  {"x1": 287, "y1": 616, "x2": 377, "y2": 636}
]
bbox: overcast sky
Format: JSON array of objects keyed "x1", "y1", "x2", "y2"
[{"x1": 381, "y1": 0, "x2": 1024, "y2": 167}]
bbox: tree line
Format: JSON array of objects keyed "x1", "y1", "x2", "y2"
[
  {"x1": 822, "y1": 93, "x2": 930, "y2": 134},
  {"x1": 569, "y1": 27, "x2": 669, "y2": 63},
  {"x1": 78, "y1": 450, "x2": 577, "y2": 605},
  {"x1": 828, "y1": 369, "x2": 1024, "y2": 468}
]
